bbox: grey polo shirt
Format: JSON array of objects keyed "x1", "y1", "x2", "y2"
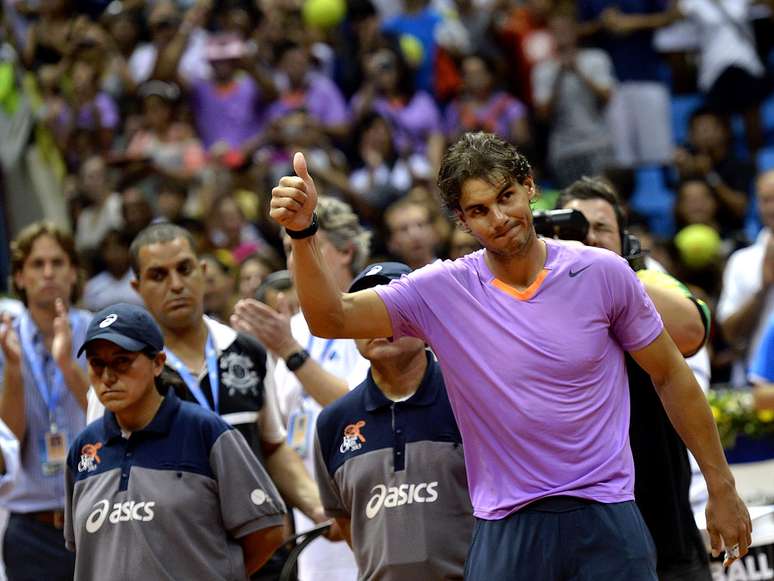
[
  {"x1": 314, "y1": 353, "x2": 474, "y2": 581},
  {"x1": 64, "y1": 389, "x2": 286, "y2": 581}
]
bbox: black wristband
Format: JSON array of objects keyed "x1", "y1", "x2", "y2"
[
  {"x1": 285, "y1": 349, "x2": 310, "y2": 372},
  {"x1": 285, "y1": 213, "x2": 319, "y2": 240}
]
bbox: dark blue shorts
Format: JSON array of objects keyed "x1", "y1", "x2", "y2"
[{"x1": 464, "y1": 497, "x2": 657, "y2": 581}]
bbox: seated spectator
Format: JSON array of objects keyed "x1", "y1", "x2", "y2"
[
  {"x1": 238, "y1": 253, "x2": 277, "y2": 300},
  {"x1": 201, "y1": 253, "x2": 237, "y2": 324},
  {"x1": 254, "y1": 270, "x2": 299, "y2": 315},
  {"x1": 350, "y1": 43, "x2": 444, "y2": 172},
  {"x1": 384, "y1": 198, "x2": 440, "y2": 269},
  {"x1": 445, "y1": 228, "x2": 481, "y2": 260},
  {"x1": 678, "y1": 0, "x2": 767, "y2": 154},
  {"x1": 674, "y1": 107, "x2": 755, "y2": 232},
  {"x1": 82, "y1": 229, "x2": 143, "y2": 311},
  {"x1": 18, "y1": 0, "x2": 75, "y2": 69},
  {"x1": 156, "y1": 179, "x2": 190, "y2": 225},
  {"x1": 125, "y1": 81, "x2": 206, "y2": 183},
  {"x1": 121, "y1": 187, "x2": 155, "y2": 239},
  {"x1": 674, "y1": 178, "x2": 727, "y2": 241},
  {"x1": 207, "y1": 195, "x2": 270, "y2": 258},
  {"x1": 444, "y1": 54, "x2": 530, "y2": 148},
  {"x1": 532, "y1": 13, "x2": 614, "y2": 188},
  {"x1": 189, "y1": 32, "x2": 278, "y2": 154},
  {"x1": 265, "y1": 41, "x2": 350, "y2": 145},
  {"x1": 74, "y1": 155, "x2": 123, "y2": 254}
]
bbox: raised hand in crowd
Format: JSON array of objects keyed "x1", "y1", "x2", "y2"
[
  {"x1": 0, "y1": 312, "x2": 21, "y2": 368},
  {"x1": 231, "y1": 293, "x2": 300, "y2": 360}
]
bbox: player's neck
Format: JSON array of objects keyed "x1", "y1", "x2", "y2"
[
  {"x1": 371, "y1": 350, "x2": 427, "y2": 400},
  {"x1": 485, "y1": 236, "x2": 546, "y2": 290},
  {"x1": 116, "y1": 389, "x2": 164, "y2": 433}
]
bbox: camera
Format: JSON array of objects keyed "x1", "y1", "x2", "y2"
[{"x1": 533, "y1": 209, "x2": 646, "y2": 271}]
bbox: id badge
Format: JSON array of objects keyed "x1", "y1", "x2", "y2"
[
  {"x1": 41, "y1": 429, "x2": 68, "y2": 476},
  {"x1": 287, "y1": 409, "x2": 313, "y2": 457}
]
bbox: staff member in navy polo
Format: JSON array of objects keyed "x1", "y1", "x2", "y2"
[
  {"x1": 0, "y1": 222, "x2": 92, "y2": 581},
  {"x1": 66, "y1": 303, "x2": 286, "y2": 581},
  {"x1": 314, "y1": 263, "x2": 474, "y2": 581}
]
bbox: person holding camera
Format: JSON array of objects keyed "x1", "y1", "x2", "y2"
[
  {"x1": 270, "y1": 132, "x2": 751, "y2": 580},
  {"x1": 557, "y1": 177, "x2": 713, "y2": 580}
]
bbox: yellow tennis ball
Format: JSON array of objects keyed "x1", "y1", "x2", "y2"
[
  {"x1": 674, "y1": 224, "x2": 721, "y2": 269},
  {"x1": 399, "y1": 34, "x2": 424, "y2": 68},
  {"x1": 302, "y1": 0, "x2": 346, "y2": 29}
]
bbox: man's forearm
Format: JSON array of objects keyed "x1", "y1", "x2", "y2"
[
  {"x1": 1, "y1": 364, "x2": 26, "y2": 440},
  {"x1": 721, "y1": 290, "x2": 767, "y2": 345},
  {"x1": 291, "y1": 236, "x2": 347, "y2": 338},
  {"x1": 293, "y1": 359, "x2": 349, "y2": 407},
  {"x1": 265, "y1": 442, "x2": 325, "y2": 523},
  {"x1": 655, "y1": 362, "x2": 736, "y2": 493}
]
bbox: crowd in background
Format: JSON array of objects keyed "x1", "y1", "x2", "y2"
[{"x1": 1, "y1": 0, "x2": 773, "y2": 386}]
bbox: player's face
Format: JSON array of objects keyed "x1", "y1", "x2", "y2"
[
  {"x1": 562, "y1": 198, "x2": 623, "y2": 255},
  {"x1": 133, "y1": 237, "x2": 206, "y2": 331},
  {"x1": 87, "y1": 341, "x2": 164, "y2": 414},
  {"x1": 456, "y1": 177, "x2": 537, "y2": 258},
  {"x1": 14, "y1": 235, "x2": 77, "y2": 309}
]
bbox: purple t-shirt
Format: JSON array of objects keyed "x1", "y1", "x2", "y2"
[
  {"x1": 443, "y1": 91, "x2": 527, "y2": 141},
  {"x1": 191, "y1": 75, "x2": 267, "y2": 149},
  {"x1": 373, "y1": 239, "x2": 663, "y2": 519},
  {"x1": 265, "y1": 73, "x2": 349, "y2": 128}
]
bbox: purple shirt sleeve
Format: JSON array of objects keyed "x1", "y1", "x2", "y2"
[{"x1": 373, "y1": 267, "x2": 444, "y2": 343}]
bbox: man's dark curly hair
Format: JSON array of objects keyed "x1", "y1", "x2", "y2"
[{"x1": 437, "y1": 132, "x2": 532, "y2": 212}]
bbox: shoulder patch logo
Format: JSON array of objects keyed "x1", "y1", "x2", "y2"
[
  {"x1": 220, "y1": 352, "x2": 259, "y2": 398},
  {"x1": 78, "y1": 442, "x2": 103, "y2": 473},
  {"x1": 251, "y1": 489, "x2": 267, "y2": 506},
  {"x1": 340, "y1": 420, "x2": 366, "y2": 453}
]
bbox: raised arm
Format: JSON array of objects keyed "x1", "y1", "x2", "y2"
[
  {"x1": 629, "y1": 331, "x2": 752, "y2": 566},
  {"x1": 270, "y1": 153, "x2": 393, "y2": 339}
]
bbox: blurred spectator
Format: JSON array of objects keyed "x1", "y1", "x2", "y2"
[
  {"x1": 121, "y1": 187, "x2": 154, "y2": 238},
  {"x1": 124, "y1": 80, "x2": 206, "y2": 182},
  {"x1": 444, "y1": 228, "x2": 481, "y2": 260},
  {"x1": 351, "y1": 43, "x2": 444, "y2": 171},
  {"x1": 578, "y1": 0, "x2": 678, "y2": 168},
  {"x1": 99, "y1": 3, "x2": 143, "y2": 99},
  {"x1": 384, "y1": 198, "x2": 440, "y2": 269},
  {"x1": 716, "y1": 169, "x2": 774, "y2": 386},
  {"x1": 265, "y1": 40, "x2": 350, "y2": 145},
  {"x1": 82, "y1": 228, "x2": 142, "y2": 311},
  {"x1": 238, "y1": 253, "x2": 276, "y2": 300},
  {"x1": 677, "y1": 0, "x2": 767, "y2": 154},
  {"x1": 157, "y1": 179, "x2": 190, "y2": 224},
  {"x1": 189, "y1": 32, "x2": 278, "y2": 154},
  {"x1": 532, "y1": 13, "x2": 615, "y2": 187},
  {"x1": 208, "y1": 195, "x2": 270, "y2": 258},
  {"x1": 201, "y1": 253, "x2": 237, "y2": 323},
  {"x1": 73, "y1": 155, "x2": 123, "y2": 254},
  {"x1": 443, "y1": 54, "x2": 531, "y2": 149},
  {"x1": 18, "y1": 0, "x2": 75, "y2": 69},
  {"x1": 674, "y1": 107, "x2": 755, "y2": 231},
  {"x1": 380, "y1": 0, "x2": 442, "y2": 94},
  {"x1": 674, "y1": 178, "x2": 727, "y2": 241},
  {"x1": 254, "y1": 269, "x2": 299, "y2": 314}
]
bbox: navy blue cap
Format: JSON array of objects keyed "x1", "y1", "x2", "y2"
[
  {"x1": 349, "y1": 262, "x2": 412, "y2": 293},
  {"x1": 78, "y1": 303, "x2": 164, "y2": 356}
]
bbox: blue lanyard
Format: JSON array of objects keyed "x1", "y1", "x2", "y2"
[
  {"x1": 306, "y1": 336, "x2": 335, "y2": 364},
  {"x1": 164, "y1": 335, "x2": 220, "y2": 413},
  {"x1": 18, "y1": 311, "x2": 81, "y2": 424}
]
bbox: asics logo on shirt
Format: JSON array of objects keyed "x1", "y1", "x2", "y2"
[
  {"x1": 365, "y1": 482, "x2": 439, "y2": 519},
  {"x1": 568, "y1": 265, "x2": 592, "y2": 278},
  {"x1": 85, "y1": 499, "x2": 156, "y2": 533}
]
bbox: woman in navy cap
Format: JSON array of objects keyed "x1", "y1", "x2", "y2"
[{"x1": 64, "y1": 303, "x2": 287, "y2": 581}]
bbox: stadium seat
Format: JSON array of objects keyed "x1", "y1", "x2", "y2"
[
  {"x1": 630, "y1": 166, "x2": 675, "y2": 237},
  {"x1": 671, "y1": 94, "x2": 704, "y2": 146},
  {"x1": 762, "y1": 94, "x2": 774, "y2": 146}
]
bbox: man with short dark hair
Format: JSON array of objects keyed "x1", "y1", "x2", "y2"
[
  {"x1": 270, "y1": 135, "x2": 751, "y2": 580},
  {"x1": 384, "y1": 199, "x2": 440, "y2": 270},
  {"x1": 0, "y1": 221, "x2": 92, "y2": 581},
  {"x1": 314, "y1": 262, "x2": 474, "y2": 580},
  {"x1": 557, "y1": 177, "x2": 712, "y2": 580}
]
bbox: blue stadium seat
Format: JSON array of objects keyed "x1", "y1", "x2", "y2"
[
  {"x1": 762, "y1": 94, "x2": 774, "y2": 146},
  {"x1": 671, "y1": 94, "x2": 704, "y2": 146},
  {"x1": 630, "y1": 166, "x2": 675, "y2": 237},
  {"x1": 758, "y1": 147, "x2": 774, "y2": 172}
]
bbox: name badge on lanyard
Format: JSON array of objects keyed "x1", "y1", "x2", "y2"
[
  {"x1": 19, "y1": 313, "x2": 78, "y2": 476},
  {"x1": 287, "y1": 336, "x2": 335, "y2": 457},
  {"x1": 165, "y1": 335, "x2": 220, "y2": 413}
]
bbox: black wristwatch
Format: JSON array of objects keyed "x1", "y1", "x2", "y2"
[
  {"x1": 285, "y1": 349, "x2": 310, "y2": 372},
  {"x1": 285, "y1": 213, "x2": 319, "y2": 240}
]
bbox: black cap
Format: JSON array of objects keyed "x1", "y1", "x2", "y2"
[
  {"x1": 78, "y1": 303, "x2": 164, "y2": 356},
  {"x1": 349, "y1": 262, "x2": 411, "y2": 293}
]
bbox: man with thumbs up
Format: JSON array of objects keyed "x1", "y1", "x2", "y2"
[
  {"x1": 272, "y1": 136, "x2": 752, "y2": 580},
  {"x1": 231, "y1": 196, "x2": 372, "y2": 581}
]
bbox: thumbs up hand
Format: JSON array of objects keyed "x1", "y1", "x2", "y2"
[{"x1": 270, "y1": 152, "x2": 319, "y2": 232}]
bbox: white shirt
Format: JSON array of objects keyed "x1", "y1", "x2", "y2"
[
  {"x1": 82, "y1": 271, "x2": 143, "y2": 313},
  {"x1": 274, "y1": 312, "x2": 369, "y2": 581},
  {"x1": 717, "y1": 229, "x2": 774, "y2": 385},
  {"x1": 86, "y1": 317, "x2": 286, "y2": 444},
  {"x1": 679, "y1": 0, "x2": 764, "y2": 90},
  {"x1": 0, "y1": 418, "x2": 20, "y2": 497}
]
